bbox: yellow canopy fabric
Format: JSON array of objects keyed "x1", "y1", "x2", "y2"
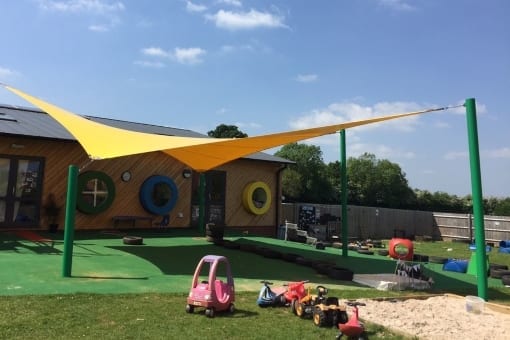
[{"x1": 4, "y1": 85, "x2": 444, "y2": 171}]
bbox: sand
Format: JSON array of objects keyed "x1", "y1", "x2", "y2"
[{"x1": 357, "y1": 295, "x2": 510, "y2": 339}]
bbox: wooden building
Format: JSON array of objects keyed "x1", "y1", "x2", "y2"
[{"x1": 0, "y1": 104, "x2": 292, "y2": 236}]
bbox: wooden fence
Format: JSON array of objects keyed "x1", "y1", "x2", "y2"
[{"x1": 281, "y1": 203, "x2": 510, "y2": 243}]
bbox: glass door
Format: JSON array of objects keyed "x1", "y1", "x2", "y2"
[{"x1": 0, "y1": 156, "x2": 44, "y2": 227}]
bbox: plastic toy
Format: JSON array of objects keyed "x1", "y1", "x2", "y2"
[
  {"x1": 256, "y1": 280, "x2": 287, "y2": 307},
  {"x1": 312, "y1": 286, "x2": 348, "y2": 327},
  {"x1": 186, "y1": 255, "x2": 235, "y2": 318},
  {"x1": 336, "y1": 300, "x2": 366, "y2": 340},
  {"x1": 292, "y1": 284, "x2": 321, "y2": 318},
  {"x1": 284, "y1": 280, "x2": 309, "y2": 314}
]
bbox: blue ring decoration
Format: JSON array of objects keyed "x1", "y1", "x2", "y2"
[{"x1": 139, "y1": 175, "x2": 178, "y2": 215}]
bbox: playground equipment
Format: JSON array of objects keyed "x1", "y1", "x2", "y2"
[
  {"x1": 186, "y1": 255, "x2": 235, "y2": 318},
  {"x1": 388, "y1": 238, "x2": 414, "y2": 261},
  {"x1": 256, "y1": 280, "x2": 287, "y2": 307},
  {"x1": 312, "y1": 286, "x2": 348, "y2": 327},
  {"x1": 336, "y1": 300, "x2": 367, "y2": 340}
]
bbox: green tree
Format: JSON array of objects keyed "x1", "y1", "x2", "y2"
[
  {"x1": 493, "y1": 198, "x2": 510, "y2": 216},
  {"x1": 275, "y1": 143, "x2": 335, "y2": 203},
  {"x1": 346, "y1": 153, "x2": 416, "y2": 208},
  {"x1": 207, "y1": 124, "x2": 248, "y2": 138}
]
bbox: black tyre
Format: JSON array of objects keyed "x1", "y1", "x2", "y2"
[
  {"x1": 291, "y1": 299, "x2": 298, "y2": 315},
  {"x1": 205, "y1": 308, "x2": 215, "y2": 318},
  {"x1": 313, "y1": 308, "x2": 328, "y2": 327},
  {"x1": 338, "y1": 310, "x2": 349, "y2": 324},
  {"x1": 185, "y1": 304, "x2": 194, "y2": 313},
  {"x1": 328, "y1": 267, "x2": 354, "y2": 281},
  {"x1": 502, "y1": 275, "x2": 510, "y2": 286},
  {"x1": 413, "y1": 254, "x2": 429, "y2": 262},
  {"x1": 123, "y1": 236, "x2": 143, "y2": 245},
  {"x1": 490, "y1": 268, "x2": 510, "y2": 279},
  {"x1": 282, "y1": 253, "x2": 299, "y2": 262},
  {"x1": 223, "y1": 240, "x2": 240, "y2": 249},
  {"x1": 357, "y1": 249, "x2": 374, "y2": 255},
  {"x1": 490, "y1": 263, "x2": 509, "y2": 270},
  {"x1": 228, "y1": 303, "x2": 235, "y2": 313},
  {"x1": 377, "y1": 249, "x2": 389, "y2": 256}
]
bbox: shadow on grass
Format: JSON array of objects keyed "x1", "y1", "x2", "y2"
[{"x1": 107, "y1": 236, "x2": 510, "y2": 301}]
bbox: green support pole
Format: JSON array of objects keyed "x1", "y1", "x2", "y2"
[
  {"x1": 465, "y1": 98, "x2": 488, "y2": 300},
  {"x1": 340, "y1": 130, "x2": 348, "y2": 257},
  {"x1": 62, "y1": 165, "x2": 78, "y2": 277},
  {"x1": 198, "y1": 172, "x2": 206, "y2": 233}
]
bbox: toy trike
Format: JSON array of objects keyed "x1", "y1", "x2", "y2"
[
  {"x1": 283, "y1": 280, "x2": 309, "y2": 315},
  {"x1": 336, "y1": 300, "x2": 366, "y2": 339},
  {"x1": 185, "y1": 255, "x2": 235, "y2": 318},
  {"x1": 256, "y1": 280, "x2": 287, "y2": 307}
]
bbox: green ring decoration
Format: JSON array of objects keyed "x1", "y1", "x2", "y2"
[{"x1": 76, "y1": 171, "x2": 116, "y2": 215}]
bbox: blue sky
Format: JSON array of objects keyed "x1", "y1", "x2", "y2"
[{"x1": 1, "y1": 0, "x2": 509, "y2": 197}]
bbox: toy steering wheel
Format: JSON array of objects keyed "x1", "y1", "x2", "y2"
[{"x1": 316, "y1": 285, "x2": 328, "y2": 296}]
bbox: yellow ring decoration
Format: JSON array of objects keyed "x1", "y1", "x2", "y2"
[{"x1": 242, "y1": 181, "x2": 272, "y2": 215}]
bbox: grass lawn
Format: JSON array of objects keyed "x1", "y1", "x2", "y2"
[{"x1": 1, "y1": 230, "x2": 509, "y2": 339}]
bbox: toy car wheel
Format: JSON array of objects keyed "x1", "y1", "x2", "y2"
[
  {"x1": 313, "y1": 308, "x2": 327, "y2": 327},
  {"x1": 337, "y1": 311, "x2": 348, "y2": 324},
  {"x1": 228, "y1": 303, "x2": 235, "y2": 313},
  {"x1": 185, "y1": 304, "x2": 194, "y2": 313},
  {"x1": 205, "y1": 308, "x2": 215, "y2": 318},
  {"x1": 291, "y1": 299, "x2": 298, "y2": 315},
  {"x1": 296, "y1": 303, "x2": 306, "y2": 318},
  {"x1": 279, "y1": 295, "x2": 287, "y2": 306}
]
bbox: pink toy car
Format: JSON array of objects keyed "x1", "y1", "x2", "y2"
[{"x1": 186, "y1": 255, "x2": 235, "y2": 318}]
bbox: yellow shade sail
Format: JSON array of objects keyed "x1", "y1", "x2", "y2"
[{"x1": 4, "y1": 85, "x2": 444, "y2": 172}]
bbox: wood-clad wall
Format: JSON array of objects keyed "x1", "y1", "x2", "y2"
[
  {"x1": 219, "y1": 160, "x2": 283, "y2": 230},
  {"x1": 1, "y1": 135, "x2": 283, "y2": 232}
]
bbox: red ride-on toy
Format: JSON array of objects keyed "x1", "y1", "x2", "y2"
[
  {"x1": 336, "y1": 300, "x2": 366, "y2": 340},
  {"x1": 186, "y1": 255, "x2": 235, "y2": 318},
  {"x1": 283, "y1": 280, "x2": 309, "y2": 314}
]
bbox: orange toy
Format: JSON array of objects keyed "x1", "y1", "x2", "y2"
[{"x1": 388, "y1": 238, "x2": 414, "y2": 261}]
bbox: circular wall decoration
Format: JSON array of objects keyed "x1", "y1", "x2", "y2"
[
  {"x1": 76, "y1": 171, "x2": 116, "y2": 215},
  {"x1": 139, "y1": 175, "x2": 179, "y2": 215},
  {"x1": 242, "y1": 181, "x2": 271, "y2": 215}
]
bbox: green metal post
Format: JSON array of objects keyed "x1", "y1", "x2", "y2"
[
  {"x1": 465, "y1": 98, "x2": 488, "y2": 300},
  {"x1": 340, "y1": 130, "x2": 348, "y2": 257},
  {"x1": 198, "y1": 173, "x2": 206, "y2": 233},
  {"x1": 62, "y1": 165, "x2": 78, "y2": 277}
]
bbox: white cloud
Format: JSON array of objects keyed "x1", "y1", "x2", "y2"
[
  {"x1": 377, "y1": 0, "x2": 416, "y2": 11},
  {"x1": 235, "y1": 121, "x2": 262, "y2": 129},
  {"x1": 449, "y1": 100, "x2": 488, "y2": 115},
  {"x1": 216, "y1": 0, "x2": 242, "y2": 7},
  {"x1": 37, "y1": 0, "x2": 125, "y2": 14},
  {"x1": 138, "y1": 46, "x2": 206, "y2": 65},
  {"x1": 444, "y1": 151, "x2": 468, "y2": 160},
  {"x1": 174, "y1": 47, "x2": 206, "y2": 65},
  {"x1": 295, "y1": 74, "x2": 318, "y2": 83},
  {"x1": 38, "y1": 0, "x2": 125, "y2": 31},
  {"x1": 290, "y1": 101, "x2": 427, "y2": 133},
  {"x1": 88, "y1": 24, "x2": 109, "y2": 31},
  {"x1": 186, "y1": 1, "x2": 207, "y2": 13},
  {"x1": 485, "y1": 147, "x2": 510, "y2": 159},
  {"x1": 205, "y1": 9, "x2": 286, "y2": 30},
  {"x1": 133, "y1": 60, "x2": 166, "y2": 68},
  {"x1": 0, "y1": 66, "x2": 18, "y2": 78},
  {"x1": 141, "y1": 47, "x2": 171, "y2": 58}
]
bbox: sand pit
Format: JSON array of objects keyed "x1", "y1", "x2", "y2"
[{"x1": 357, "y1": 295, "x2": 510, "y2": 339}]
